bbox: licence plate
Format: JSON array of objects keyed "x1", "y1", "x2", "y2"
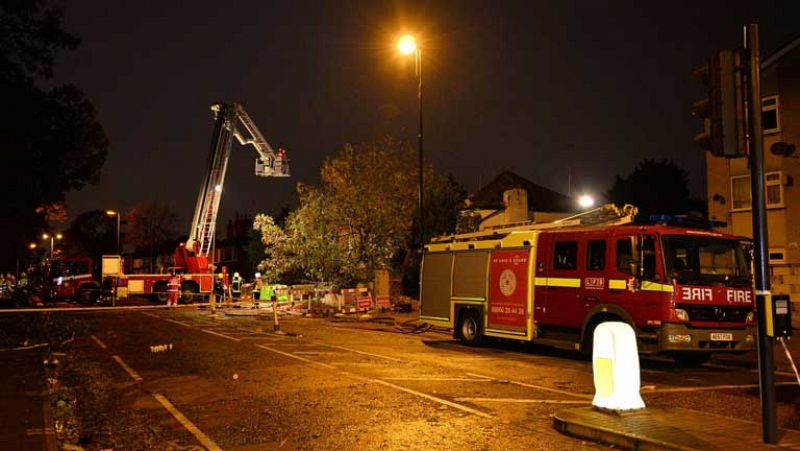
[{"x1": 710, "y1": 333, "x2": 733, "y2": 341}]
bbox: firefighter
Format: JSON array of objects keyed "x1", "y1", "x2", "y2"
[
  {"x1": 167, "y1": 272, "x2": 180, "y2": 307},
  {"x1": 231, "y1": 272, "x2": 242, "y2": 299}
]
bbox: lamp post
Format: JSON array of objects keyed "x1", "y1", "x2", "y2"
[
  {"x1": 42, "y1": 232, "x2": 62, "y2": 259},
  {"x1": 106, "y1": 210, "x2": 121, "y2": 254},
  {"x1": 398, "y1": 34, "x2": 425, "y2": 245}
]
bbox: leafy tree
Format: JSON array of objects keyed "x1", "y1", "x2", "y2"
[
  {"x1": 125, "y1": 201, "x2": 178, "y2": 272},
  {"x1": 0, "y1": 1, "x2": 108, "y2": 269},
  {"x1": 605, "y1": 159, "x2": 692, "y2": 219},
  {"x1": 285, "y1": 184, "x2": 345, "y2": 285},
  {"x1": 320, "y1": 138, "x2": 417, "y2": 282},
  {"x1": 253, "y1": 138, "x2": 465, "y2": 291},
  {"x1": 252, "y1": 214, "x2": 292, "y2": 282}
]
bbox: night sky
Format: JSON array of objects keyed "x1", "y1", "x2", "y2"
[{"x1": 57, "y1": 1, "x2": 800, "y2": 231}]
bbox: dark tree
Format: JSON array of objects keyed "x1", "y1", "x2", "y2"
[
  {"x1": 605, "y1": 159, "x2": 692, "y2": 219},
  {"x1": 0, "y1": 1, "x2": 108, "y2": 269},
  {"x1": 125, "y1": 201, "x2": 178, "y2": 273},
  {"x1": 64, "y1": 210, "x2": 117, "y2": 261}
]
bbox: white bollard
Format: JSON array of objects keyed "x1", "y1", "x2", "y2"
[{"x1": 592, "y1": 321, "x2": 645, "y2": 412}]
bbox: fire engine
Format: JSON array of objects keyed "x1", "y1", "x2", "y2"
[
  {"x1": 47, "y1": 257, "x2": 101, "y2": 305},
  {"x1": 112, "y1": 102, "x2": 289, "y2": 303},
  {"x1": 420, "y1": 204, "x2": 756, "y2": 364}
]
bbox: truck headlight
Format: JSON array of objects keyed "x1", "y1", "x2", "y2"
[{"x1": 674, "y1": 309, "x2": 689, "y2": 322}]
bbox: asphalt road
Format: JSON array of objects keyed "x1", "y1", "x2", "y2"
[{"x1": 6, "y1": 308, "x2": 800, "y2": 450}]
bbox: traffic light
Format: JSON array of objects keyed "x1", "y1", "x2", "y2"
[{"x1": 691, "y1": 50, "x2": 746, "y2": 157}]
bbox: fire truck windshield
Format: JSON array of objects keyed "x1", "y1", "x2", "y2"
[{"x1": 662, "y1": 235, "x2": 751, "y2": 287}]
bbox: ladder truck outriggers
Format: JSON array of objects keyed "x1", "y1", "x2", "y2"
[
  {"x1": 119, "y1": 103, "x2": 289, "y2": 302},
  {"x1": 420, "y1": 204, "x2": 756, "y2": 365}
]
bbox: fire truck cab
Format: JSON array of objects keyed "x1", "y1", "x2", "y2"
[{"x1": 420, "y1": 205, "x2": 756, "y2": 364}]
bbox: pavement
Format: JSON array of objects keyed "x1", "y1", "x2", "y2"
[
  {"x1": 554, "y1": 406, "x2": 800, "y2": 450},
  {"x1": 552, "y1": 329, "x2": 800, "y2": 450},
  {"x1": 0, "y1": 347, "x2": 55, "y2": 451}
]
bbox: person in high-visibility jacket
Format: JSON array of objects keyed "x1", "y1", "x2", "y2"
[
  {"x1": 231, "y1": 272, "x2": 242, "y2": 299},
  {"x1": 167, "y1": 273, "x2": 180, "y2": 306}
]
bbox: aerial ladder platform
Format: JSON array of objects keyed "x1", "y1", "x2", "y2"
[{"x1": 177, "y1": 103, "x2": 289, "y2": 273}]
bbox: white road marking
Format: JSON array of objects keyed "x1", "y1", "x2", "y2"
[
  {"x1": 317, "y1": 343, "x2": 405, "y2": 362},
  {"x1": 294, "y1": 351, "x2": 343, "y2": 356},
  {"x1": 384, "y1": 377, "x2": 492, "y2": 382},
  {"x1": 643, "y1": 381, "x2": 798, "y2": 394},
  {"x1": 165, "y1": 318, "x2": 192, "y2": 327},
  {"x1": 153, "y1": 393, "x2": 221, "y2": 451},
  {"x1": 466, "y1": 373, "x2": 593, "y2": 400},
  {"x1": 254, "y1": 344, "x2": 492, "y2": 418},
  {"x1": 90, "y1": 335, "x2": 108, "y2": 349},
  {"x1": 255, "y1": 344, "x2": 336, "y2": 370},
  {"x1": 0, "y1": 304, "x2": 203, "y2": 314},
  {"x1": 199, "y1": 328, "x2": 241, "y2": 342},
  {"x1": 111, "y1": 355, "x2": 143, "y2": 381},
  {"x1": 140, "y1": 311, "x2": 161, "y2": 319},
  {"x1": 455, "y1": 397, "x2": 591, "y2": 404}
]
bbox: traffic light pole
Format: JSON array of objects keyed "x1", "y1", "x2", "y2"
[{"x1": 744, "y1": 23, "x2": 777, "y2": 444}]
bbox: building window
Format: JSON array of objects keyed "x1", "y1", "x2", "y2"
[
  {"x1": 769, "y1": 248, "x2": 786, "y2": 264},
  {"x1": 730, "y1": 171, "x2": 785, "y2": 211},
  {"x1": 586, "y1": 240, "x2": 606, "y2": 271},
  {"x1": 554, "y1": 241, "x2": 578, "y2": 270},
  {"x1": 762, "y1": 95, "x2": 780, "y2": 134}
]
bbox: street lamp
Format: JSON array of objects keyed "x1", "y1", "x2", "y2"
[
  {"x1": 397, "y1": 34, "x2": 425, "y2": 245},
  {"x1": 106, "y1": 210, "x2": 121, "y2": 254},
  {"x1": 578, "y1": 194, "x2": 596, "y2": 209},
  {"x1": 42, "y1": 232, "x2": 62, "y2": 259}
]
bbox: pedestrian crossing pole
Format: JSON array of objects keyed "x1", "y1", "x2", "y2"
[{"x1": 744, "y1": 23, "x2": 777, "y2": 444}]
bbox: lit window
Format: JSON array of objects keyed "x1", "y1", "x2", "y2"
[
  {"x1": 762, "y1": 96, "x2": 780, "y2": 134},
  {"x1": 730, "y1": 171, "x2": 784, "y2": 211}
]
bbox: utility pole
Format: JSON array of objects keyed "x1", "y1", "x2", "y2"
[{"x1": 744, "y1": 23, "x2": 777, "y2": 444}]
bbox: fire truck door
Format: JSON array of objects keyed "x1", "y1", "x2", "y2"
[
  {"x1": 539, "y1": 235, "x2": 583, "y2": 327},
  {"x1": 579, "y1": 238, "x2": 609, "y2": 320}
]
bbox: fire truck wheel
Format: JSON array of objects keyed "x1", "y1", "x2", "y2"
[
  {"x1": 180, "y1": 284, "x2": 199, "y2": 303},
  {"x1": 152, "y1": 283, "x2": 169, "y2": 303},
  {"x1": 459, "y1": 312, "x2": 482, "y2": 346},
  {"x1": 76, "y1": 287, "x2": 98, "y2": 306},
  {"x1": 672, "y1": 352, "x2": 711, "y2": 367}
]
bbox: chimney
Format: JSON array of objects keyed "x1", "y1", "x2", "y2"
[{"x1": 503, "y1": 188, "x2": 528, "y2": 224}]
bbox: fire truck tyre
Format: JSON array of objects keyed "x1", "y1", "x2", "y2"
[
  {"x1": 77, "y1": 287, "x2": 98, "y2": 305},
  {"x1": 180, "y1": 284, "x2": 199, "y2": 304},
  {"x1": 459, "y1": 312, "x2": 482, "y2": 346},
  {"x1": 152, "y1": 283, "x2": 169, "y2": 303},
  {"x1": 673, "y1": 352, "x2": 711, "y2": 367}
]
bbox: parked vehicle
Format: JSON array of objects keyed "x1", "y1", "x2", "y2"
[{"x1": 420, "y1": 204, "x2": 756, "y2": 364}]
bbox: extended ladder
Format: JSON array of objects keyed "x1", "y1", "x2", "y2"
[{"x1": 432, "y1": 204, "x2": 638, "y2": 243}]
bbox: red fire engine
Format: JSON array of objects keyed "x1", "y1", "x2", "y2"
[
  {"x1": 47, "y1": 257, "x2": 101, "y2": 305},
  {"x1": 112, "y1": 102, "x2": 289, "y2": 303},
  {"x1": 420, "y1": 204, "x2": 756, "y2": 364}
]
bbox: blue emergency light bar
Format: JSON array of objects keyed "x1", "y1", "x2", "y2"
[{"x1": 648, "y1": 214, "x2": 727, "y2": 229}]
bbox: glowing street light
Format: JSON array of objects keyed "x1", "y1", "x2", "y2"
[
  {"x1": 106, "y1": 210, "x2": 121, "y2": 254},
  {"x1": 396, "y1": 33, "x2": 425, "y2": 245},
  {"x1": 42, "y1": 232, "x2": 62, "y2": 259},
  {"x1": 397, "y1": 34, "x2": 417, "y2": 55},
  {"x1": 578, "y1": 194, "x2": 595, "y2": 209},
  {"x1": 28, "y1": 243, "x2": 37, "y2": 250}
]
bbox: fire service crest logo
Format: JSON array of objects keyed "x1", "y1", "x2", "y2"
[{"x1": 499, "y1": 269, "x2": 517, "y2": 296}]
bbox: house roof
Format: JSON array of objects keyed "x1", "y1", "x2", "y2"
[
  {"x1": 762, "y1": 33, "x2": 800, "y2": 71},
  {"x1": 462, "y1": 170, "x2": 575, "y2": 213}
]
